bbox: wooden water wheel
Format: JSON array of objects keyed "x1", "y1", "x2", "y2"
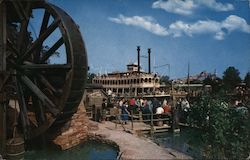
[{"x1": 4, "y1": 0, "x2": 88, "y2": 139}]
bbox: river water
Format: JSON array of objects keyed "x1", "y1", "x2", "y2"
[
  {"x1": 24, "y1": 141, "x2": 118, "y2": 160},
  {"x1": 150, "y1": 127, "x2": 205, "y2": 159}
]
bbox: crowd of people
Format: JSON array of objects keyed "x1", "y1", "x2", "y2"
[{"x1": 93, "y1": 96, "x2": 190, "y2": 126}]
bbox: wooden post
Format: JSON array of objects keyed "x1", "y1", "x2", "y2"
[
  {"x1": 0, "y1": 1, "x2": 7, "y2": 157},
  {"x1": 131, "y1": 110, "x2": 134, "y2": 130},
  {"x1": 172, "y1": 94, "x2": 180, "y2": 133},
  {"x1": 139, "y1": 111, "x2": 142, "y2": 122},
  {"x1": 0, "y1": 95, "x2": 6, "y2": 157},
  {"x1": 150, "y1": 112, "x2": 153, "y2": 127},
  {"x1": 115, "y1": 115, "x2": 117, "y2": 129},
  {"x1": 150, "y1": 112, "x2": 154, "y2": 135}
]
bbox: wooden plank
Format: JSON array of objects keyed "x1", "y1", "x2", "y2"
[{"x1": 153, "y1": 129, "x2": 169, "y2": 133}]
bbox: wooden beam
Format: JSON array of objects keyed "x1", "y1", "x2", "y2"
[
  {"x1": 21, "y1": 64, "x2": 71, "y2": 70},
  {"x1": 0, "y1": 1, "x2": 7, "y2": 157},
  {"x1": 0, "y1": 0, "x2": 6, "y2": 71},
  {"x1": 20, "y1": 75, "x2": 59, "y2": 116},
  {"x1": 0, "y1": 95, "x2": 6, "y2": 157}
]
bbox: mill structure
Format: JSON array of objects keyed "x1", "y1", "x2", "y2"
[{"x1": 0, "y1": 0, "x2": 88, "y2": 158}]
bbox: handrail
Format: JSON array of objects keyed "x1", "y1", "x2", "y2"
[{"x1": 114, "y1": 111, "x2": 172, "y2": 130}]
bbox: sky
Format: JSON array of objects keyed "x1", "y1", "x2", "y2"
[{"x1": 47, "y1": 0, "x2": 250, "y2": 79}]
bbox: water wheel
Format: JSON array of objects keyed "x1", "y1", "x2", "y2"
[{"x1": 5, "y1": 0, "x2": 88, "y2": 139}]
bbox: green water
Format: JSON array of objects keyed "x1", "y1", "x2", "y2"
[
  {"x1": 151, "y1": 127, "x2": 205, "y2": 159},
  {"x1": 24, "y1": 141, "x2": 118, "y2": 160}
]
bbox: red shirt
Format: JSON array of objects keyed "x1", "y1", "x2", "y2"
[
  {"x1": 130, "y1": 98, "x2": 136, "y2": 106},
  {"x1": 163, "y1": 105, "x2": 171, "y2": 113}
]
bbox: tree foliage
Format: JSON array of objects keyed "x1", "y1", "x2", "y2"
[
  {"x1": 188, "y1": 96, "x2": 250, "y2": 159},
  {"x1": 87, "y1": 72, "x2": 96, "y2": 84},
  {"x1": 160, "y1": 75, "x2": 171, "y2": 86},
  {"x1": 203, "y1": 76, "x2": 222, "y2": 94},
  {"x1": 244, "y1": 72, "x2": 250, "y2": 88},
  {"x1": 222, "y1": 66, "x2": 241, "y2": 91}
]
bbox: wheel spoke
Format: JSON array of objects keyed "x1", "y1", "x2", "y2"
[
  {"x1": 37, "y1": 74, "x2": 57, "y2": 94},
  {"x1": 40, "y1": 37, "x2": 64, "y2": 63},
  {"x1": 33, "y1": 96, "x2": 46, "y2": 126},
  {"x1": 34, "y1": 11, "x2": 51, "y2": 63},
  {"x1": 0, "y1": 74, "x2": 9, "y2": 91},
  {"x1": 16, "y1": 80, "x2": 30, "y2": 139},
  {"x1": 7, "y1": 39, "x2": 19, "y2": 58},
  {"x1": 20, "y1": 75, "x2": 59, "y2": 116},
  {"x1": 21, "y1": 64, "x2": 71, "y2": 70},
  {"x1": 32, "y1": 78, "x2": 46, "y2": 126},
  {"x1": 11, "y1": 1, "x2": 30, "y2": 21},
  {"x1": 19, "y1": 18, "x2": 61, "y2": 62},
  {"x1": 12, "y1": 1, "x2": 31, "y2": 53},
  {"x1": 39, "y1": 11, "x2": 50, "y2": 35}
]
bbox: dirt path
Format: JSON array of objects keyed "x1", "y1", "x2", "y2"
[{"x1": 89, "y1": 121, "x2": 192, "y2": 160}]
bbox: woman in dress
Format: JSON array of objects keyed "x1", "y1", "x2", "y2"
[{"x1": 121, "y1": 101, "x2": 130, "y2": 124}]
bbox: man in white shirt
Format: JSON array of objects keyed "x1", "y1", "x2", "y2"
[{"x1": 156, "y1": 106, "x2": 164, "y2": 115}]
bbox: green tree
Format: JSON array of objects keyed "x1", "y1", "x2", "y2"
[
  {"x1": 203, "y1": 76, "x2": 222, "y2": 94},
  {"x1": 87, "y1": 73, "x2": 96, "y2": 84},
  {"x1": 244, "y1": 72, "x2": 250, "y2": 88},
  {"x1": 160, "y1": 75, "x2": 170, "y2": 85},
  {"x1": 222, "y1": 66, "x2": 241, "y2": 91}
]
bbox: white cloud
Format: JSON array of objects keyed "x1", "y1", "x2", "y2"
[
  {"x1": 168, "y1": 15, "x2": 250, "y2": 40},
  {"x1": 169, "y1": 19, "x2": 221, "y2": 38},
  {"x1": 108, "y1": 14, "x2": 169, "y2": 36},
  {"x1": 222, "y1": 15, "x2": 250, "y2": 33},
  {"x1": 152, "y1": 0, "x2": 197, "y2": 15},
  {"x1": 214, "y1": 31, "x2": 225, "y2": 40},
  {"x1": 198, "y1": 0, "x2": 234, "y2": 11},
  {"x1": 152, "y1": 0, "x2": 234, "y2": 16},
  {"x1": 109, "y1": 14, "x2": 250, "y2": 40}
]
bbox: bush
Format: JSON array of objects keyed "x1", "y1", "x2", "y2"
[{"x1": 188, "y1": 96, "x2": 250, "y2": 159}]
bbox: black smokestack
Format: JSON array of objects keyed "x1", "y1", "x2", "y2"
[
  {"x1": 148, "y1": 48, "x2": 151, "y2": 74},
  {"x1": 137, "y1": 46, "x2": 140, "y2": 73}
]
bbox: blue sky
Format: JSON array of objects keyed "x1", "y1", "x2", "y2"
[{"x1": 47, "y1": 0, "x2": 250, "y2": 79}]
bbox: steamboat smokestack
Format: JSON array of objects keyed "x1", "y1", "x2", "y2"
[
  {"x1": 137, "y1": 46, "x2": 140, "y2": 73},
  {"x1": 148, "y1": 48, "x2": 151, "y2": 74}
]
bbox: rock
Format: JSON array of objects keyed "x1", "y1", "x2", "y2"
[{"x1": 51, "y1": 101, "x2": 91, "y2": 150}]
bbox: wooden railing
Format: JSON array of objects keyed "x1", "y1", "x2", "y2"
[
  {"x1": 88, "y1": 107, "x2": 180, "y2": 133},
  {"x1": 114, "y1": 111, "x2": 171, "y2": 131}
]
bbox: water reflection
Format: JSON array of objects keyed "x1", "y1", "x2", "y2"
[{"x1": 151, "y1": 127, "x2": 205, "y2": 159}]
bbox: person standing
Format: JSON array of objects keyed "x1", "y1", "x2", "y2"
[
  {"x1": 152, "y1": 97, "x2": 160, "y2": 114},
  {"x1": 129, "y1": 97, "x2": 136, "y2": 113},
  {"x1": 121, "y1": 101, "x2": 129, "y2": 124},
  {"x1": 101, "y1": 98, "x2": 107, "y2": 122}
]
